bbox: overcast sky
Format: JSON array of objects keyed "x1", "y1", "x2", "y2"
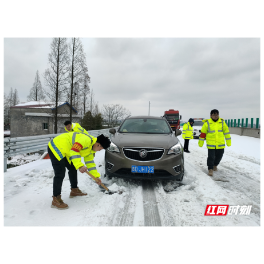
[{"x1": 4, "y1": 38, "x2": 260, "y2": 122}]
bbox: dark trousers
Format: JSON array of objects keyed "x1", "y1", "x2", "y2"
[
  {"x1": 207, "y1": 148, "x2": 224, "y2": 170},
  {"x1": 48, "y1": 146, "x2": 78, "y2": 197},
  {"x1": 184, "y1": 139, "x2": 189, "y2": 151}
]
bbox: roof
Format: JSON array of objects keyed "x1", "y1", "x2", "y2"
[
  {"x1": 127, "y1": 116, "x2": 164, "y2": 119},
  {"x1": 11, "y1": 101, "x2": 77, "y2": 113}
]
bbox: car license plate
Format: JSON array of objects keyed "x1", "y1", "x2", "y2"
[{"x1": 131, "y1": 165, "x2": 154, "y2": 173}]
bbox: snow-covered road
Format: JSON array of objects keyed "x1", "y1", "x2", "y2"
[{"x1": 4, "y1": 134, "x2": 260, "y2": 226}]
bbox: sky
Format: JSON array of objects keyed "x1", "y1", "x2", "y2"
[{"x1": 4, "y1": 38, "x2": 260, "y2": 122}]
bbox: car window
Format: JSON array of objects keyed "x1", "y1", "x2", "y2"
[
  {"x1": 193, "y1": 121, "x2": 204, "y2": 126},
  {"x1": 119, "y1": 119, "x2": 171, "y2": 134}
]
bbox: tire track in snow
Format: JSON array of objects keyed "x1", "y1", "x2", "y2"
[
  {"x1": 108, "y1": 180, "x2": 138, "y2": 226},
  {"x1": 142, "y1": 181, "x2": 161, "y2": 226}
]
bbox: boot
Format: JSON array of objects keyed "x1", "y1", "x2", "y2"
[
  {"x1": 213, "y1": 166, "x2": 217, "y2": 171},
  {"x1": 184, "y1": 150, "x2": 190, "y2": 153},
  {"x1": 69, "y1": 188, "x2": 87, "y2": 198},
  {"x1": 51, "y1": 195, "x2": 69, "y2": 210},
  {"x1": 208, "y1": 169, "x2": 213, "y2": 176}
]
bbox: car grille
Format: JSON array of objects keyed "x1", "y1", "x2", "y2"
[
  {"x1": 114, "y1": 168, "x2": 171, "y2": 177},
  {"x1": 123, "y1": 147, "x2": 164, "y2": 161}
]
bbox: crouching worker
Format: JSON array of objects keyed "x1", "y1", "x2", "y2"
[
  {"x1": 47, "y1": 133, "x2": 111, "y2": 209},
  {"x1": 64, "y1": 120, "x2": 88, "y2": 134}
]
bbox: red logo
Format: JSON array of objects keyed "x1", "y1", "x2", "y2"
[{"x1": 204, "y1": 205, "x2": 229, "y2": 216}]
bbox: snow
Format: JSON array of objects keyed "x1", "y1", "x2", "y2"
[
  {"x1": 15, "y1": 101, "x2": 47, "y2": 106},
  {"x1": 14, "y1": 101, "x2": 66, "y2": 108},
  {"x1": 4, "y1": 130, "x2": 10, "y2": 135},
  {"x1": 3, "y1": 133, "x2": 261, "y2": 227},
  {"x1": 7, "y1": 152, "x2": 41, "y2": 167}
]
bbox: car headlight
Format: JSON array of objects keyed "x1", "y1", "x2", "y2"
[
  {"x1": 107, "y1": 142, "x2": 120, "y2": 153},
  {"x1": 167, "y1": 142, "x2": 182, "y2": 155}
]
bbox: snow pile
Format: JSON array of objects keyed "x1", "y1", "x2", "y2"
[
  {"x1": 7, "y1": 153, "x2": 41, "y2": 167},
  {"x1": 107, "y1": 183, "x2": 127, "y2": 193}
]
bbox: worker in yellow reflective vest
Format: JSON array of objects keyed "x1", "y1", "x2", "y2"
[
  {"x1": 47, "y1": 132, "x2": 111, "y2": 210},
  {"x1": 198, "y1": 109, "x2": 231, "y2": 177},
  {"x1": 64, "y1": 120, "x2": 88, "y2": 134},
  {"x1": 182, "y1": 118, "x2": 194, "y2": 153}
]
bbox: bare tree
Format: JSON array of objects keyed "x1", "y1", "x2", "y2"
[
  {"x1": 27, "y1": 70, "x2": 45, "y2": 101},
  {"x1": 7, "y1": 87, "x2": 20, "y2": 106},
  {"x1": 102, "y1": 104, "x2": 131, "y2": 127},
  {"x1": 4, "y1": 88, "x2": 20, "y2": 128},
  {"x1": 4, "y1": 92, "x2": 10, "y2": 127},
  {"x1": 68, "y1": 38, "x2": 88, "y2": 121},
  {"x1": 43, "y1": 38, "x2": 69, "y2": 133},
  {"x1": 12, "y1": 88, "x2": 20, "y2": 106},
  {"x1": 79, "y1": 73, "x2": 90, "y2": 117}
]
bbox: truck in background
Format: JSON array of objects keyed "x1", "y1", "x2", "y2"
[
  {"x1": 192, "y1": 118, "x2": 204, "y2": 139},
  {"x1": 164, "y1": 109, "x2": 181, "y2": 131}
]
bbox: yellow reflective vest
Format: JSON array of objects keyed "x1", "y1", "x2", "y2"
[
  {"x1": 48, "y1": 132, "x2": 100, "y2": 178},
  {"x1": 198, "y1": 118, "x2": 231, "y2": 149},
  {"x1": 182, "y1": 122, "x2": 193, "y2": 140},
  {"x1": 65, "y1": 123, "x2": 88, "y2": 134}
]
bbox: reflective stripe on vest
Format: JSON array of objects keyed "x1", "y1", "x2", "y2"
[
  {"x1": 51, "y1": 139, "x2": 63, "y2": 159},
  {"x1": 79, "y1": 132, "x2": 93, "y2": 144},
  {"x1": 72, "y1": 132, "x2": 78, "y2": 145},
  {"x1": 88, "y1": 167, "x2": 96, "y2": 171},
  {"x1": 224, "y1": 132, "x2": 230, "y2": 135},
  {"x1": 218, "y1": 144, "x2": 225, "y2": 147},
  {"x1": 78, "y1": 127, "x2": 84, "y2": 133},
  {"x1": 207, "y1": 120, "x2": 215, "y2": 133},
  {"x1": 69, "y1": 155, "x2": 81, "y2": 160},
  {"x1": 85, "y1": 160, "x2": 94, "y2": 164},
  {"x1": 207, "y1": 144, "x2": 216, "y2": 147},
  {"x1": 225, "y1": 138, "x2": 231, "y2": 140}
]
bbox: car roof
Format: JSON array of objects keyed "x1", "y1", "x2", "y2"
[{"x1": 126, "y1": 115, "x2": 164, "y2": 120}]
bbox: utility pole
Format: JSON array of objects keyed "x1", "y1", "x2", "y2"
[{"x1": 148, "y1": 101, "x2": 150, "y2": 116}]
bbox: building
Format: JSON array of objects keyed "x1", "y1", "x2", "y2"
[{"x1": 10, "y1": 101, "x2": 82, "y2": 137}]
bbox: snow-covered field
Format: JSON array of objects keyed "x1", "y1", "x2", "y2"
[{"x1": 4, "y1": 134, "x2": 260, "y2": 226}]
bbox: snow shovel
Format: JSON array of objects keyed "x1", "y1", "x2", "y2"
[{"x1": 85, "y1": 171, "x2": 120, "y2": 195}]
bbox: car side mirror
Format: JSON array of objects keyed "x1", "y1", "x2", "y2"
[
  {"x1": 109, "y1": 128, "x2": 116, "y2": 134},
  {"x1": 175, "y1": 129, "x2": 182, "y2": 136},
  {"x1": 180, "y1": 115, "x2": 182, "y2": 120}
]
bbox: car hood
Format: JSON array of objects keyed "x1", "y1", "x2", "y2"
[
  {"x1": 111, "y1": 132, "x2": 179, "y2": 149},
  {"x1": 193, "y1": 126, "x2": 202, "y2": 130}
]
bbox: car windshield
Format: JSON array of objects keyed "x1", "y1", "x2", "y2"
[
  {"x1": 165, "y1": 114, "x2": 179, "y2": 121},
  {"x1": 119, "y1": 118, "x2": 171, "y2": 134},
  {"x1": 193, "y1": 121, "x2": 204, "y2": 126}
]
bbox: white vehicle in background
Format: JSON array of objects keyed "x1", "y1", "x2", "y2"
[{"x1": 192, "y1": 118, "x2": 204, "y2": 139}]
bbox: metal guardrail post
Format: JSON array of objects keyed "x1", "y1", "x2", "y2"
[
  {"x1": 231, "y1": 119, "x2": 233, "y2": 127},
  {"x1": 228, "y1": 120, "x2": 230, "y2": 127},
  {"x1": 251, "y1": 118, "x2": 254, "y2": 128},
  {"x1": 245, "y1": 118, "x2": 248, "y2": 128},
  {"x1": 256, "y1": 118, "x2": 259, "y2": 129},
  {"x1": 242, "y1": 118, "x2": 244, "y2": 127},
  {"x1": 238, "y1": 119, "x2": 240, "y2": 127},
  {"x1": 234, "y1": 119, "x2": 236, "y2": 127},
  {"x1": 3, "y1": 157, "x2": 7, "y2": 172}
]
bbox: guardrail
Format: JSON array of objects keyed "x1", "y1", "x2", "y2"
[
  {"x1": 4, "y1": 128, "x2": 115, "y2": 172},
  {"x1": 225, "y1": 118, "x2": 260, "y2": 128}
]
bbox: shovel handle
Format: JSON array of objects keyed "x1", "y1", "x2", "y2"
[{"x1": 85, "y1": 171, "x2": 110, "y2": 192}]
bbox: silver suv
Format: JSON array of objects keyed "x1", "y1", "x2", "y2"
[{"x1": 105, "y1": 116, "x2": 184, "y2": 181}]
